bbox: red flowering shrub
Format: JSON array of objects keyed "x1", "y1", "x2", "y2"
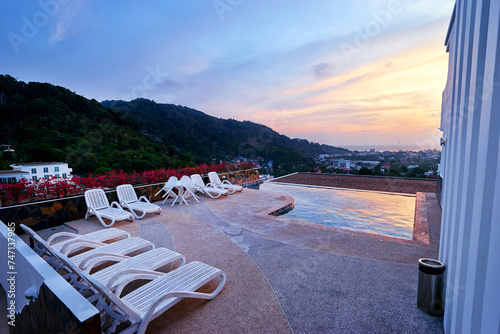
[{"x1": 0, "y1": 162, "x2": 256, "y2": 206}]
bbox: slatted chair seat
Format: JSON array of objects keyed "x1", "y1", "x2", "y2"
[
  {"x1": 121, "y1": 261, "x2": 225, "y2": 317},
  {"x1": 191, "y1": 174, "x2": 229, "y2": 199},
  {"x1": 85, "y1": 189, "x2": 134, "y2": 228},
  {"x1": 117, "y1": 184, "x2": 162, "y2": 219},
  {"x1": 88, "y1": 261, "x2": 226, "y2": 334},
  {"x1": 89, "y1": 247, "x2": 185, "y2": 290}
]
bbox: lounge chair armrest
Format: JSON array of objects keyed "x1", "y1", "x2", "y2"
[
  {"x1": 221, "y1": 180, "x2": 233, "y2": 185},
  {"x1": 110, "y1": 201, "x2": 123, "y2": 209},
  {"x1": 205, "y1": 182, "x2": 216, "y2": 188},
  {"x1": 58, "y1": 237, "x2": 101, "y2": 254},
  {"x1": 109, "y1": 269, "x2": 164, "y2": 296},
  {"x1": 138, "y1": 196, "x2": 151, "y2": 203},
  {"x1": 140, "y1": 272, "x2": 226, "y2": 333},
  {"x1": 61, "y1": 239, "x2": 106, "y2": 255},
  {"x1": 46, "y1": 232, "x2": 78, "y2": 245},
  {"x1": 80, "y1": 253, "x2": 130, "y2": 271}
]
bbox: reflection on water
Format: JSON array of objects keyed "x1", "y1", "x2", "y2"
[{"x1": 261, "y1": 182, "x2": 415, "y2": 240}]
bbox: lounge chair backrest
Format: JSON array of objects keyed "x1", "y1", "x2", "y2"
[
  {"x1": 180, "y1": 175, "x2": 195, "y2": 188},
  {"x1": 165, "y1": 176, "x2": 178, "y2": 188},
  {"x1": 21, "y1": 224, "x2": 55, "y2": 256},
  {"x1": 208, "y1": 172, "x2": 222, "y2": 185},
  {"x1": 117, "y1": 184, "x2": 138, "y2": 204},
  {"x1": 191, "y1": 174, "x2": 205, "y2": 188},
  {"x1": 20, "y1": 224, "x2": 71, "y2": 272},
  {"x1": 85, "y1": 189, "x2": 110, "y2": 210}
]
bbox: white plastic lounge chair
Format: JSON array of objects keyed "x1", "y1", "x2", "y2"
[
  {"x1": 85, "y1": 189, "x2": 134, "y2": 228},
  {"x1": 21, "y1": 224, "x2": 186, "y2": 292},
  {"x1": 30, "y1": 231, "x2": 155, "y2": 269},
  {"x1": 208, "y1": 171, "x2": 243, "y2": 194},
  {"x1": 117, "y1": 184, "x2": 162, "y2": 219},
  {"x1": 180, "y1": 175, "x2": 200, "y2": 204},
  {"x1": 191, "y1": 174, "x2": 229, "y2": 199},
  {"x1": 81, "y1": 260, "x2": 226, "y2": 334},
  {"x1": 21, "y1": 225, "x2": 226, "y2": 334},
  {"x1": 47, "y1": 227, "x2": 130, "y2": 256},
  {"x1": 154, "y1": 176, "x2": 179, "y2": 205}
]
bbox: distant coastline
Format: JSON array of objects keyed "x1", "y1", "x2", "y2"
[{"x1": 343, "y1": 144, "x2": 441, "y2": 152}]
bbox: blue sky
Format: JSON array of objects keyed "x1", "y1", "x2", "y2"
[{"x1": 1, "y1": 1, "x2": 455, "y2": 148}]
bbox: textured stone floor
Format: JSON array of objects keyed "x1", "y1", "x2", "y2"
[{"x1": 2, "y1": 184, "x2": 444, "y2": 333}]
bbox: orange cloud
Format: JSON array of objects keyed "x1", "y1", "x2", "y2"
[{"x1": 249, "y1": 40, "x2": 448, "y2": 144}]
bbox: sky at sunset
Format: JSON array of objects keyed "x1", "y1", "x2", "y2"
[{"x1": 1, "y1": 1, "x2": 455, "y2": 149}]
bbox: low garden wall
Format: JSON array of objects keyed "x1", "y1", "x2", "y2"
[{"x1": 1, "y1": 169, "x2": 259, "y2": 233}]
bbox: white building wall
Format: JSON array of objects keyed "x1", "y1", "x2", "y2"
[
  {"x1": 0, "y1": 172, "x2": 29, "y2": 183},
  {"x1": 439, "y1": 1, "x2": 500, "y2": 333},
  {"x1": 11, "y1": 163, "x2": 73, "y2": 180}
]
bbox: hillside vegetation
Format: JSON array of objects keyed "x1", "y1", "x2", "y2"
[
  {"x1": 102, "y1": 99, "x2": 348, "y2": 165},
  {"x1": 0, "y1": 74, "x2": 348, "y2": 175},
  {"x1": 0, "y1": 75, "x2": 194, "y2": 174}
]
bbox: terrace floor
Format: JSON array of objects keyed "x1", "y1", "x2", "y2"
[{"x1": 2, "y1": 185, "x2": 444, "y2": 333}]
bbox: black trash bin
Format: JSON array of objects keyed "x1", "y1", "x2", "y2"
[{"x1": 417, "y1": 258, "x2": 446, "y2": 316}]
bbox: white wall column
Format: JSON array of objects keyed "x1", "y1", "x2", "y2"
[{"x1": 439, "y1": 0, "x2": 500, "y2": 333}]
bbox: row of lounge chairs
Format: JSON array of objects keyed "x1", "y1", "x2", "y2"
[
  {"x1": 155, "y1": 172, "x2": 243, "y2": 205},
  {"x1": 85, "y1": 172, "x2": 243, "y2": 228},
  {"x1": 21, "y1": 224, "x2": 226, "y2": 334}
]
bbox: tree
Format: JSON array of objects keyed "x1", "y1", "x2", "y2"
[{"x1": 358, "y1": 167, "x2": 373, "y2": 175}]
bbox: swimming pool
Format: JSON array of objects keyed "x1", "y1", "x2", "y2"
[{"x1": 260, "y1": 182, "x2": 415, "y2": 240}]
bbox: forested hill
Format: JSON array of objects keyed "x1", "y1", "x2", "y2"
[
  {"x1": 0, "y1": 75, "x2": 196, "y2": 174},
  {"x1": 0, "y1": 74, "x2": 348, "y2": 175},
  {"x1": 101, "y1": 99, "x2": 349, "y2": 163}
]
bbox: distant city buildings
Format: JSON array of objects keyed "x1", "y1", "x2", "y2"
[{"x1": 311, "y1": 148, "x2": 440, "y2": 176}]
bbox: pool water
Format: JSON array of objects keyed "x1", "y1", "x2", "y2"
[{"x1": 261, "y1": 182, "x2": 415, "y2": 240}]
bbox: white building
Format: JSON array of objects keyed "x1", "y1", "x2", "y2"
[
  {"x1": 439, "y1": 1, "x2": 499, "y2": 333},
  {"x1": 10, "y1": 162, "x2": 73, "y2": 181},
  {"x1": 331, "y1": 159, "x2": 351, "y2": 169},
  {"x1": 0, "y1": 170, "x2": 29, "y2": 184}
]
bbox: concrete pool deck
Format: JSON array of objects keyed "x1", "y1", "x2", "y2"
[{"x1": 3, "y1": 186, "x2": 443, "y2": 333}]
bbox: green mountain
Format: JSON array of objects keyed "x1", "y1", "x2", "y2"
[
  {"x1": 0, "y1": 75, "x2": 195, "y2": 174},
  {"x1": 101, "y1": 99, "x2": 349, "y2": 163},
  {"x1": 0, "y1": 74, "x2": 349, "y2": 175}
]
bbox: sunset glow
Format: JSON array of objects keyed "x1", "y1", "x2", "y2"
[{"x1": 1, "y1": 1, "x2": 455, "y2": 148}]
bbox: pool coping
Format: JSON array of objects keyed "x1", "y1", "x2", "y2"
[{"x1": 268, "y1": 181, "x2": 417, "y2": 197}]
